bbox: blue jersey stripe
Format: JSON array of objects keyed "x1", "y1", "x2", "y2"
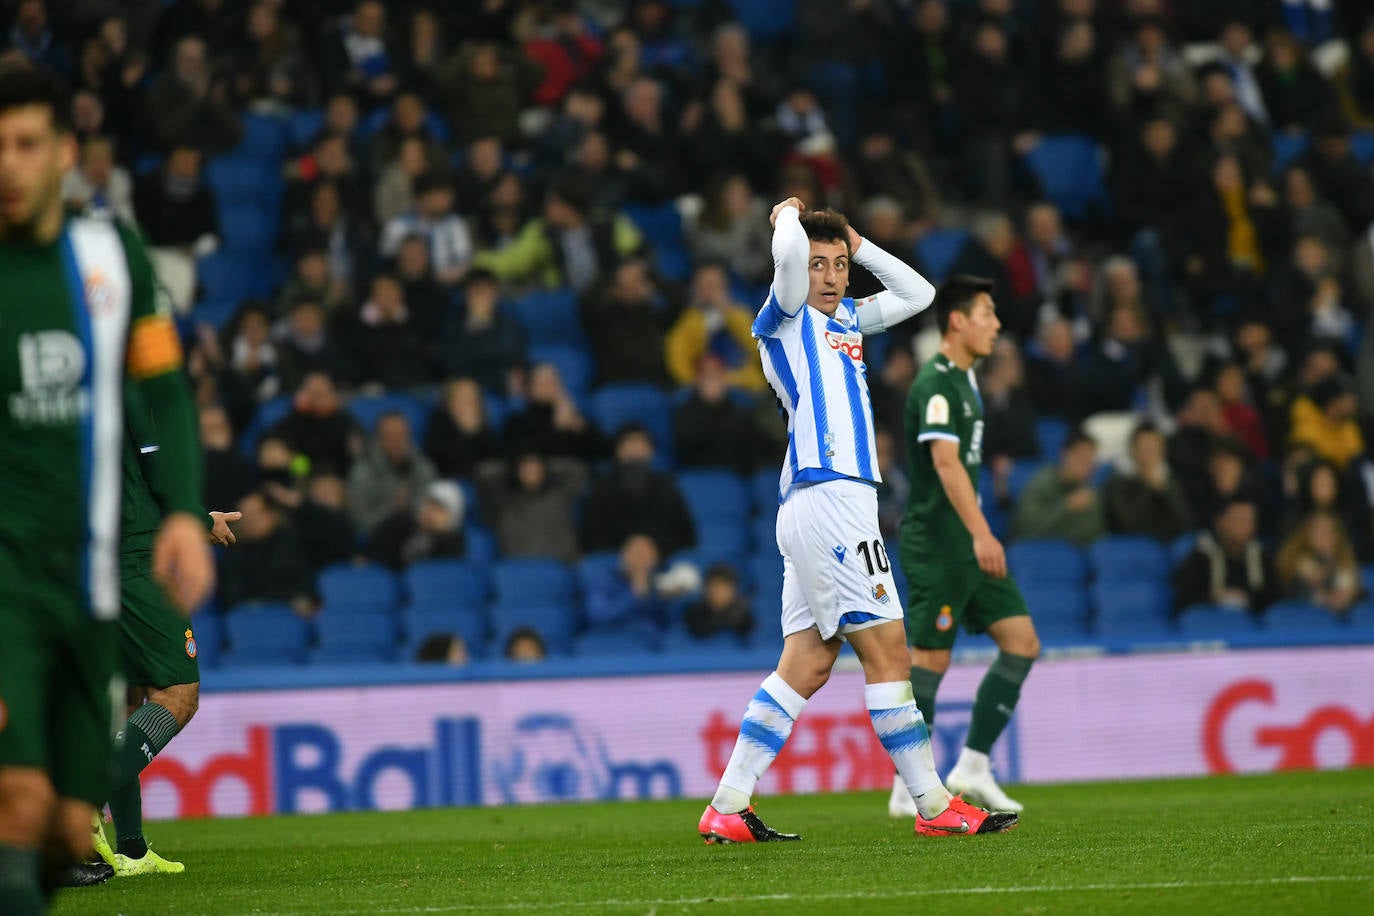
[
  {"x1": 58, "y1": 231, "x2": 94, "y2": 610},
  {"x1": 800, "y1": 310, "x2": 832, "y2": 471},
  {"x1": 840, "y1": 353, "x2": 872, "y2": 481},
  {"x1": 751, "y1": 289, "x2": 788, "y2": 338},
  {"x1": 762, "y1": 337, "x2": 799, "y2": 408}
]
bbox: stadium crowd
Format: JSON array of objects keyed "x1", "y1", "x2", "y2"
[{"x1": 10, "y1": 0, "x2": 1374, "y2": 663}]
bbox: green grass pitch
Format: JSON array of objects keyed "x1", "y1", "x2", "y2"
[{"x1": 54, "y1": 770, "x2": 1374, "y2": 915}]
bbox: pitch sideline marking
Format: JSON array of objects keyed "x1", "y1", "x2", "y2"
[{"x1": 261, "y1": 875, "x2": 1374, "y2": 915}]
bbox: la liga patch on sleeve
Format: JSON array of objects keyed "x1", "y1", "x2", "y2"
[{"x1": 925, "y1": 394, "x2": 949, "y2": 425}]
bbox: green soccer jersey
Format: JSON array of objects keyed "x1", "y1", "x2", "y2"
[
  {"x1": 901, "y1": 351, "x2": 985, "y2": 558},
  {"x1": 0, "y1": 215, "x2": 201, "y2": 619}
]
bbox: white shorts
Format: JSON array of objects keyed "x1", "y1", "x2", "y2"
[{"x1": 776, "y1": 478, "x2": 903, "y2": 641}]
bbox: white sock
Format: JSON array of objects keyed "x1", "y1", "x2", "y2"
[
  {"x1": 866, "y1": 681, "x2": 951, "y2": 819},
  {"x1": 710, "y1": 672, "x2": 807, "y2": 814},
  {"x1": 954, "y1": 747, "x2": 991, "y2": 775}
]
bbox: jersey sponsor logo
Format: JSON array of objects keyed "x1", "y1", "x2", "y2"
[
  {"x1": 185, "y1": 628, "x2": 197, "y2": 659},
  {"x1": 9, "y1": 331, "x2": 91, "y2": 426},
  {"x1": 936, "y1": 605, "x2": 954, "y2": 631},
  {"x1": 832, "y1": 545, "x2": 846, "y2": 563},
  {"x1": 872, "y1": 583, "x2": 890, "y2": 605},
  {"x1": 823, "y1": 330, "x2": 864, "y2": 362},
  {"x1": 925, "y1": 394, "x2": 949, "y2": 426}
]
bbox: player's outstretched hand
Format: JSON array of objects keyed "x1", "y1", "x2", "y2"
[
  {"x1": 154, "y1": 512, "x2": 216, "y2": 615},
  {"x1": 973, "y1": 531, "x2": 1007, "y2": 579},
  {"x1": 770, "y1": 197, "x2": 805, "y2": 227},
  {"x1": 208, "y1": 510, "x2": 242, "y2": 546}
]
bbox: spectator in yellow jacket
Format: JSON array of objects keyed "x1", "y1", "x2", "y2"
[
  {"x1": 1289, "y1": 374, "x2": 1364, "y2": 470},
  {"x1": 664, "y1": 262, "x2": 766, "y2": 391}
]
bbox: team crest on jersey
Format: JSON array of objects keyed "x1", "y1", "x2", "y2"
[
  {"x1": 185, "y1": 628, "x2": 197, "y2": 659},
  {"x1": 83, "y1": 269, "x2": 117, "y2": 317},
  {"x1": 873, "y1": 583, "x2": 890, "y2": 605},
  {"x1": 936, "y1": 605, "x2": 954, "y2": 631},
  {"x1": 926, "y1": 394, "x2": 949, "y2": 425},
  {"x1": 823, "y1": 330, "x2": 864, "y2": 362}
]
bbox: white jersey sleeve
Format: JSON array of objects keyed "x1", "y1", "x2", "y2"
[
  {"x1": 751, "y1": 205, "x2": 810, "y2": 339},
  {"x1": 852, "y1": 239, "x2": 935, "y2": 334}
]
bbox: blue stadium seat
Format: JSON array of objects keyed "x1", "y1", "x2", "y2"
[
  {"x1": 402, "y1": 604, "x2": 488, "y2": 657},
  {"x1": 361, "y1": 108, "x2": 450, "y2": 145},
  {"x1": 1092, "y1": 580, "x2": 1171, "y2": 625},
  {"x1": 234, "y1": 113, "x2": 289, "y2": 161},
  {"x1": 189, "y1": 300, "x2": 240, "y2": 330},
  {"x1": 504, "y1": 287, "x2": 584, "y2": 347},
  {"x1": 317, "y1": 564, "x2": 401, "y2": 611},
  {"x1": 197, "y1": 250, "x2": 274, "y2": 303},
  {"x1": 659, "y1": 626, "x2": 745, "y2": 653},
  {"x1": 727, "y1": 0, "x2": 795, "y2": 44},
  {"x1": 1032, "y1": 616, "x2": 1092, "y2": 644},
  {"x1": 205, "y1": 155, "x2": 282, "y2": 208},
  {"x1": 188, "y1": 611, "x2": 221, "y2": 669},
  {"x1": 1175, "y1": 605, "x2": 1260, "y2": 640},
  {"x1": 1262, "y1": 601, "x2": 1348, "y2": 634},
  {"x1": 490, "y1": 602, "x2": 579, "y2": 654},
  {"x1": 750, "y1": 468, "x2": 780, "y2": 514},
  {"x1": 312, "y1": 608, "x2": 400, "y2": 663},
  {"x1": 572, "y1": 623, "x2": 659, "y2": 656},
  {"x1": 1270, "y1": 131, "x2": 1310, "y2": 173},
  {"x1": 238, "y1": 393, "x2": 294, "y2": 458},
  {"x1": 464, "y1": 525, "x2": 498, "y2": 565},
  {"x1": 287, "y1": 108, "x2": 324, "y2": 150},
  {"x1": 914, "y1": 229, "x2": 969, "y2": 284},
  {"x1": 527, "y1": 343, "x2": 593, "y2": 397},
  {"x1": 218, "y1": 205, "x2": 279, "y2": 254},
  {"x1": 1093, "y1": 614, "x2": 1175, "y2": 643},
  {"x1": 1035, "y1": 417, "x2": 1069, "y2": 458},
  {"x1": 1171, "y1": 532, "x2": 1198, "y2": 565},
  {"x1": 692, "y1": 521, "x2": 752, "y2": 564},
  {"x1": 222, "y1": 604, "x2": 311, "y2": 666},
  {"x1": 490, "y1": 558, "x2": 577, "y2": 605},
  {"x1": 1347, "y1": 600, "x2": 1374, "y2": 643},
  {"x1": 403, "y1": 560, "x2": 490, "y2": 611},
  {"x1": 1022, "y1": 134, "x2": 1106, "y2": 221},
  {"x1": 676, "y1": 470, "x2": 751, "y2": 525},
  {"x1": 589, "y1": 384, "x2": 673, "y2": 455},
  {"x1": 1006, "y1": 459, "x2": 1047, "y2": 501},
  {"x1": 1007, "y1": 540, "x2": 1087, "y2": 585},
  {"x1": 749, "y1": 551, "x2": 784, "y2": 600},
  {"x1": 622, "y1": 202, "x2": 691, "y2": 281},
  {"x1": 346, "y1": 393, "x2": 431, "y2": 440},
  {"x1": 1089, "y1": 536, "x2": 1171, "y2": 584},
  {"x1": 1018, "y1": 583, "x2": 1089, "y2": 624},
  {"x1": 1350, "y1": 131, "x2": 1374, "y2": 166},
  {"x1": 575, "y1": 551, "x2": 622, "y2": 594}
]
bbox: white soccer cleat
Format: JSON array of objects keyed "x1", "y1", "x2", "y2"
[
  {"x1": 888, "y1": 772, "x2": 918, "y2": 818},
  {"x1": 945, "y1": 759, "x2": 1024, "y2": 813}
]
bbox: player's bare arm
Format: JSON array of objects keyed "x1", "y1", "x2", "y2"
[
  {"x1": 930, "y1": 438, "x2": 1006, "y2": 579},
  {"x1": 154, "y1": 512, "x2": 214, "y2": 613}
]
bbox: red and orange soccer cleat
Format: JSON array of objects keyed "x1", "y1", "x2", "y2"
[
  {"x1": 914, "y1": 794, "x2": 1019, "y2": 837},
  {"x1": 698, "y1": 805, "x2": 802, "y2": 844}
]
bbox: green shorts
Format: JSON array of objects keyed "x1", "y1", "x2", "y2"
[
  {"x1": 119, "y1": 572, "x2": 199, "y2": 688},
  {"x1": 0, "y1": 581, "x2": 121, "y2": 808},
  {"x1": 902, "y1": 551, "x2": 1029, "y2": 651}
]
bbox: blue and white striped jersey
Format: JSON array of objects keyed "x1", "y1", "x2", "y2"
[{"x1": 752, "y1": 205, "x2": 935, "y2": 503}]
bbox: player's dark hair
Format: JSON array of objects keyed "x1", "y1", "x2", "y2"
[
  {"x1": 798, "y1": 208, "x2": 851, "y2": 255},
  {"x1": 1130, "y1": 420, "x2": 1160, "y2": 443},
  {"x1": 0, "y1": 63, "x2": 74, "y2": 134},
  {"x1": 935, "y1": 275, "x2": 995, "y2": 335}
]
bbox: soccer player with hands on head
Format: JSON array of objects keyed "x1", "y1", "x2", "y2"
[{"x1": 697, "y1": 198, "x2": 1017, "y2": 843}]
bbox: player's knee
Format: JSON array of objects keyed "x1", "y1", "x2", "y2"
[
  {"x1": 1007, "y1": 631, "x2": 1041, "y2": 660},
  {"x1": 0, "y1": 771, "x2": 57, "y2": 845}
]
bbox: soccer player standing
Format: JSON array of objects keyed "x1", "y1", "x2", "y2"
[
  {"x1": 0, "y1": 67, "x2": 212, "y2": 912},
  {"x1": 698, "y1": 200, "x2": 1017, "y2": 842},
  {"x1": 889, "y1": 276, "x2": 1040, "y2": 818}
]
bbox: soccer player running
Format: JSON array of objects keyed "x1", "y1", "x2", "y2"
[
  {"x1": 889, "y1": 276, "x2": 1039, "y2": 818},
  {"x1": 80, "y1": 388, "x2": 240, "y2": 879},
  {"x1": 698, "y1": 200, "x2": 1017, "y2": 842},
  {"x1": 0, "y1": 67, "x2": 213, "y2": 913}
]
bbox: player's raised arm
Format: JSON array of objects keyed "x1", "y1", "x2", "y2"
[
  {"x1": 852, "y1": 230, "x2": 936, "y2": 335},
  {"x1": 752, "y1": 198, "x2": 810, "y2": 336}
]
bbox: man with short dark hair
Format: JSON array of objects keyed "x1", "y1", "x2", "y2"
[
  {"x1": 1173, "y1": 499, "x2": 1280, "y2": 614},
  {"x1": 893, "y1": 274, "x2": 1040, "y2": 818},
  {"x1": 1103, "y1": 422, "x2": 1192, "y2": 541},
  {"x1": 1014, "y1": 429, "x2": 1105, "y2": 546}
]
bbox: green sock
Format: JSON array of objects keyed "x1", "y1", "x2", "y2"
[
  {"x1": 111, "y1": 779, "x2": 146, "y2": 858},
  {"x1": 110, "y1": 702, "x2": 180, "y2": 853},
  {"x1": 965, "y1": 651, "x2": 1035, "y2": 754},
  {"x1": 909, "y1": 665, "x2": 945, "y2": 731},
  {"x1": 0, "y1": 844, "x2": 43, "y2": 915}
]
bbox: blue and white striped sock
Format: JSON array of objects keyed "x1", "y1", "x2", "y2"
[
  {"x1": 711, "y1": 672, "x2": 808, "y2": 814},
  {"x1": 867, "y1": 680, "x2": 951, "y2": 819}
]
